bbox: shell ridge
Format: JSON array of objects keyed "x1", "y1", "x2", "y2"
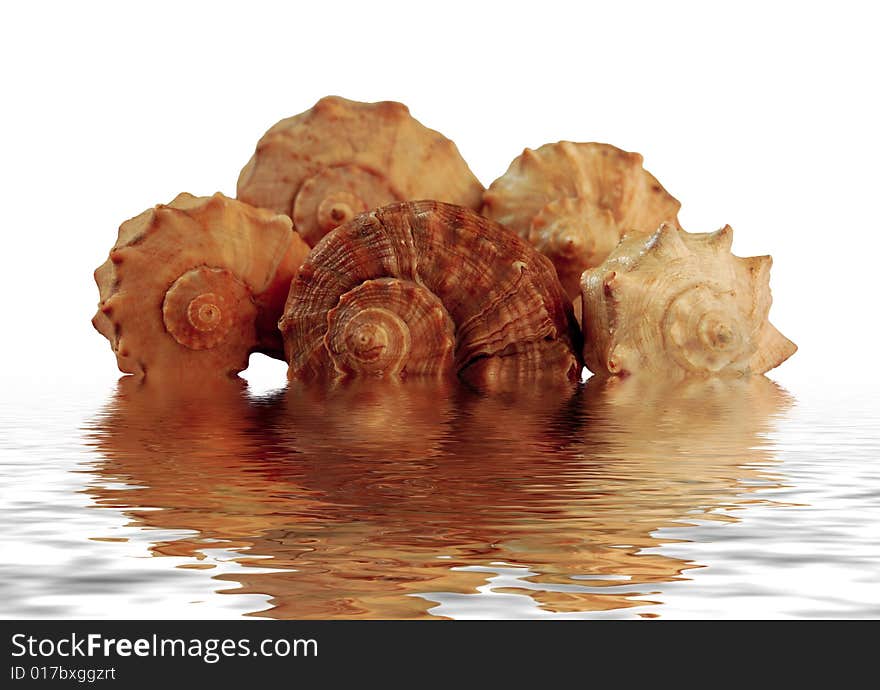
[
  {"x1": 580, "y1": 223, "x2": 795, "y2": 378},
  {"x1": 453, "y1": 263, "x2": 533, "y2": 366},
  {"x1": 238, "y1": 97, "x2": 483, "y2": 246},
  {"x1": 453, "y1": 263, "x2": 559, "y2": 368},
  {"x1": 484, "y1": 142, "x2": 681, "y2": 300},
  {"x1": 282, "y1": 201, "x2": 579, "y2": 381}
]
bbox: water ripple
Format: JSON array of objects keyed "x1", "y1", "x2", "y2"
[{"x1": 1, "y1": 374, "x2": 878, "y2": 618}]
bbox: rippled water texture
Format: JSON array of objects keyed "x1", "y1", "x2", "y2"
[{"x1": 2, "y1": 373, "x2": 878, "y2": 619}]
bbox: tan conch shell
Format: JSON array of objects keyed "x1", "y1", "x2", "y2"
[
  {"x1": 93, "y1": 192, "x2": 310, "y2": 380},
  {"x1": 580, "y1": 223, "x2": 797, "y2": 378},
  {"x1": 237, "y1": 96, "x2": 484, "y2": 247},
  {"x1": 482, "y1": 142, "x2": 681, "y2": 298},
  {"x1": 280, "y1": 200, "x2": 581, "y2": 383}
]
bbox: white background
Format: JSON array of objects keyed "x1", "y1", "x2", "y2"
[{"x1": 2, "y1": 1, "x2": 878, "y2": 389}]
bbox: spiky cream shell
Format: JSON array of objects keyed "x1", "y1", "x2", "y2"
[{"x1": 580, "y1": 224, "x2": 796, "y2": 378}]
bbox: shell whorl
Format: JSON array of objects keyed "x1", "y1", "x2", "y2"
[
  {"x1": 162, "y1": 267, "x2": 253, "y2": 350},
  {"x1": 292, "y1": 164, "x2": 398, "y2": 246},
  {"x1": 580, "y1": 224, "x2": 797, "y2": 378},
  {"x1": 237, "y1": 96, "x2": 484, "y2": 247},
  {"x1": 324, "y1": 278, "x2": 456, "y2": 377},
  {"x1": 93, "y1": 192, "x2": 310, "y2": 380},
  {"x1": 280, "y1": 200, "x2": 582, "y2": 383},
  {"x1": 483, "y1": 142, "x2": 681, "y2": 299}
]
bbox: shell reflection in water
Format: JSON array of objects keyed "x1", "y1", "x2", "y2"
[
  {"x1": 87, "y1": 375, "x2": 791, "y2": 618},
  {"x1": 87, "y1": 378, "x2": 293, "y2": 549},
  {"x1": 486, "y1": 374, "x2": 793, "y2": 616}
]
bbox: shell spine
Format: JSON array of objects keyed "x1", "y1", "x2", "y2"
[
  {"x1": 93, "y1": 192, "x2": 310, "y2": 379},
  {"x1": 280, "y1": 200, "x2": 582, "y2": 383},
  {"x1": 580, "y1": 223, "x2": 796, "y2": 378}
]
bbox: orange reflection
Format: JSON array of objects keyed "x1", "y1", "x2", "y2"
[
  {"x1": 86, "y1": 374, "x2": 792, "y2": 618},
  {"x1": 479, "y1": 375, "x2": 794, "y2": 615}
]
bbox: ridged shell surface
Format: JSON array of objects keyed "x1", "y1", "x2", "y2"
[
  {"x1": 280, "y1": 201, "x2": 581, "y2": 384},
  {"x1": 483, "y1": 142, "x2": 681, "y2": 298},
  {"x1": 237, "y1": 96, "x2": 484, "y2": 247}
]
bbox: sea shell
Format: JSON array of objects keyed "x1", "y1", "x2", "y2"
[
  {"x1": 93, "y1": 192, "x2": 310, "y2": 380},
  {"x1": 280, "y1": 200, "x2": 581, "y2": 383},
  {"x1": 580, "y1": 223, "x2": 797, "y2": 378},
  {"x1": 237, "y1": 96, "x2": 484, "y2": 247},
  {"x1": 482, "y1": 142, "x2": 681, "y2": 299}
]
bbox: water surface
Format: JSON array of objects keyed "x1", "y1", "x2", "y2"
[{"x1": 1, "y1": 373, "x2": 878, "y2": 618}]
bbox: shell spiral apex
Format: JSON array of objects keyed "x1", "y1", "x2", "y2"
[
  {"x1": 237, "y1": 96, "x2": 485, "y2": 247},
  {"x1": 482, "y1": 141, "x2": 681, "y2": 299},
  {"x1": 580, "y1": 223, "x2": 797, "y2": 378},
  {"x1": 280, "y1": 200, "x2": 582, "y2": 384},
  {"x1": 93, "y1": 192, "x2": 310, "y2": 380}
]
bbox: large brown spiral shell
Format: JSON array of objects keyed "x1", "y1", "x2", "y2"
[
  {"x1": 279, "y1": 201, "x2": 582, "y2": 384},
  {"x1": 237, "y1": 96, "x2": 485, "y2": 247},
  {"x1": 483, "y1": 142, "x2": 681, "y2": 299},
  {"x1": 93, "y1": 192, "x2": 310, "y2": 380},
  {"x1": 580, "y1": 223, "x2": 797, "y2": 378}
]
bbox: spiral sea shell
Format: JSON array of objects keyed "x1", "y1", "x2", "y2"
[
  {"x1": 482, "y1": 142, "x2": 681, "y2": 299},
  {"x1": 93, "y1": 192, "x2": 310, "y2": 380},
  {"x1": 237, "y1": 96, "x2": 484, "y2": 247},
  {"x1": 280, "y1": 200, "x2": 581, "y2": 383},
  {"x1": 580, "y1": 223, "x2": 797, "y2": 378}
]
